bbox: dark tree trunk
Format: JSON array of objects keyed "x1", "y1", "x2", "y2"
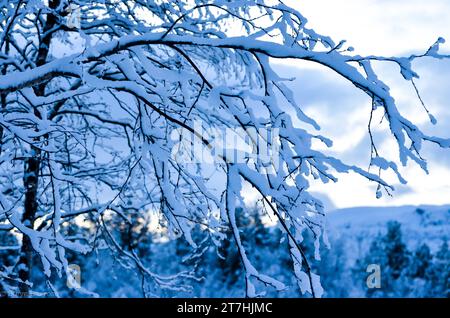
[
  {"x1": 17, "y1": 0, "x2": 60, "y2": 296},
  {"x1": 18, "y1": 149, "x2": 41, "y2": 295},
  {"x1": 0, "y1": 39, "x2": 8, "y2": 155}
]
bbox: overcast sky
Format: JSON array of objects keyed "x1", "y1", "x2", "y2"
[
  {"x1": 274, "y1": 0, "x2": 450, "y2": 209},
  {"x1": 54, "y1": 1, "x2": 450, "y2": 210}
]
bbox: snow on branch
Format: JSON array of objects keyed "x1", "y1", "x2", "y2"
[{"x1": 0, "y1": 0, "x2": 448, "y2": 297}]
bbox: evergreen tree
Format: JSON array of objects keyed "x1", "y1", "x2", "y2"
[
  {"x1": 383, "y1": 221, "x2": 410, "y2": 280},
  {"x1": 409, "y1": 243, "x2": 432, "y2": 279},
  {"x1": 359, "y1": 221, "x2": 411, "y2": 297},
  {"x1": 217, "y1": 208, "x2": 244, "y2": 286},
  {"x1": 426, "y1": 240, "x2": 450, "y2": 297},
  {"x1": 318, "y1": 238, "x2": 349, "y2": 297}
]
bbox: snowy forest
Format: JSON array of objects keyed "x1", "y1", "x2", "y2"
[{"x1": 0, "y1": 0, "x2": 449, "y2": 298}]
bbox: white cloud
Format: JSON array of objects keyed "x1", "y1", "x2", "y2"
[
  {"x1": 272, "y1": 1, "x2": 450, "y2": 208},
  {"x1": 285, "y1": 0, "x2": 450, "y2": 56}
]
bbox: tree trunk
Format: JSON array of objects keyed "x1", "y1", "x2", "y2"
[
  {"x1": 17, "y1": 0, "x2": 60, "y2": 296},
  {"x1": 0, "y1": 39, "x2": 9, "y2": 155},
  {"x1": 18, "y1": 148, "x2": 41, "y2": 296}
]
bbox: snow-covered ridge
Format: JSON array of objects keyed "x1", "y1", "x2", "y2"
[
  {"x1": 327, "y1": 204, "x2": 450, "y2": 253},
  {"x1": 328, "y1": 204, "x2": 450, "y2": 226}
]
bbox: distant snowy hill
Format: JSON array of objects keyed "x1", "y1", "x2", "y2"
[{"x1": 326, "y1": 204, "x2": 450, "y2": 260}]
